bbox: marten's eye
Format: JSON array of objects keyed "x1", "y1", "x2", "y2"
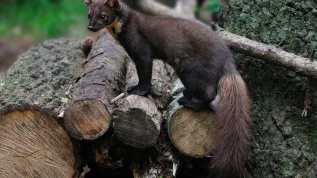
[
  {"x1": 101, "y1": 14, "x2": 106, "y2": 19},
  {"x1": 88, "y1": 11, "x2": 91, "y2": 18}
]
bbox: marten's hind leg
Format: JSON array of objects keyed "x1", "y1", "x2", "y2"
[
  {"x1": 182, "y1": 87, "x2": 216, "y2": 110},
  {"x1": 178, "y1": 74, "x2": 217, "y2": 110},
  {"x1": 178, "y1": 89, "x2": 194, "y2": 105}
]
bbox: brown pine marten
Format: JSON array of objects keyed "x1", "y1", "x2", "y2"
[{"x1": 85, "y1": 0, "x2": 251, "y2": 177}]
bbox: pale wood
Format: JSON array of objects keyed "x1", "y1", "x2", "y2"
[
  {"x1": 0, "y1": 109, "x2": 74, "y2": 178},
  {"x1": 167, "y1": 79, "x2": 214, "y2": 158},
  {"x1": 113, "y1": 60, "x2": 171, "y2": 148},
  {"x1": 64, "y1": 33, "x2": 127, "y2": 140}
]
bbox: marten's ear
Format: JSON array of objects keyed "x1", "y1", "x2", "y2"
[
  {"x1": 85, "y1": 0, "x2": 93, "y2": 8},
  {"x1": 104, "y1": 0, "x2": 122, "y2": 11}
]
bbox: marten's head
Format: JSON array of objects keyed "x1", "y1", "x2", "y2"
[{"x1": 85, "y1": 0, "x2": 122, "y2": 32}]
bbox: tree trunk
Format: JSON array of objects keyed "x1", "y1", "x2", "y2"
[
  {"x1": 64, "y1": 33, "x2": 127, "y2": 140},
  {"x1": 0, "y1": 39, "x2": 81, "y2": 177},
  {"x1": 113, "y1": 60, "x2": 171, "y2": 148},
  {"x1": 167, "y1": 79, "x2": 214, "y2": 158}
]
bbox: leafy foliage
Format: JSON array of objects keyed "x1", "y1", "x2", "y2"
[
  {"x1": 0, "y1": 0, "x2": 87, "y2": 40},
  {"x1": 195, "y1": 0, "x2": 221, "y2": 14}
]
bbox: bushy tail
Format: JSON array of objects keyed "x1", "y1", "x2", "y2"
[{"x1": 211, "y1": 72, "x2": 251, "y2": 177}]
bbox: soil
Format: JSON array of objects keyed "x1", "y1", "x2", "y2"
[{"x1": 0, "y1": 38, "x2": 33, "y2": 76}]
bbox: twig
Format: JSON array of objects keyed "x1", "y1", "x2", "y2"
[
  {"x1": 111, "y1": 93, "x2": 126, "y2": 104},
  {"x1": 302, "y1": 50, "x2": 316, "y2": 117}
]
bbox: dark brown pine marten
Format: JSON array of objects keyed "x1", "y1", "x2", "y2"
[{"x1": 85, "y1": 0, "x2": 251, "y2": 177}]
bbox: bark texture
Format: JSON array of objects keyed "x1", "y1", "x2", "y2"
[
  {"x1": 220, "y1": 0, "x2": 317, "y2": 176},
  {"x1": 0, "y1": 39, "x2": 82, "y2": 114},
  {"x1": 64, "y1": 33, "x2": 127, "y2": 140}
]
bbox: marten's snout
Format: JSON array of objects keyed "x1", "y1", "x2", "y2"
[
  {"x1": 87, "y1": 25, "x2": 99, "y2": 32},
  {"x1": 88, "y1": 26, "x2": 94, "y2": 31}
]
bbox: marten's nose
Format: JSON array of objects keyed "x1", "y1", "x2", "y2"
[{"x1": 88, "y1": 26, "x2": 94, "y2": 31}]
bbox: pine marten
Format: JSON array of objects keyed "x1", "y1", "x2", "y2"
[{"x1": 85, "y1": 0, "x2": 251, "y2": 177}]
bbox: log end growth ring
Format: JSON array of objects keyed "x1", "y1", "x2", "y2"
[
  {"x1": 0, "y1": 109, "x2": 74, "y2": 178},
  {"x1": 64, "y1": 100, "x2": 111, "y2": 140},
  {"x1": 168, "y1": 108, "x2": 214, "y2": 158}
]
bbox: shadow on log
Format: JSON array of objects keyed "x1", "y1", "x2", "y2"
[
  {"x1": 64, "y1": 34, "x2": 127, "y2": 140},
  {"x1": 167, "y1": 79, "x2": 213, "y2": 158}
]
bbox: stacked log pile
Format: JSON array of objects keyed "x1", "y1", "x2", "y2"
[{"x1": 0, "y1": 33, "x2": 214, "y2": 177}]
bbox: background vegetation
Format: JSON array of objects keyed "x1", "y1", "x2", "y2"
[{"x1": 0, "y1": 0, "x2": 87, "y2": 40}]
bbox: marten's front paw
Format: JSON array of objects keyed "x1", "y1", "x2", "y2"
[
  {"x1": 183, "y1": 98, "x2": 206, "y2": 110},
  {"x1": 178, "y1": 96, "x2": 189, "y2": 105},
  {"x1": 127, "y1": 85, "x2": 151, "y2": 96}
]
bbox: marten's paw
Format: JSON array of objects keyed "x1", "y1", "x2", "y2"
[
  {"x1": 178, "y1": 96, "x2": 189, "y2": 105},
  {"x1": 183, "y1": 98, "x2": 206, "y2": 110},
  {"x1": 127, "y1": 85, "x2": 151, "y2": 96}
]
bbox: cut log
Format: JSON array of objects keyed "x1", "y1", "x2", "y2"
[
  {"x1": 0, "y1": 108, "x2": 75, "y2": 178},
  {"x1": 0, "y1": 39, "x2": 81, "y2": 177},
  {"x1": 64, "y1": 33, "x2": 127, "y2": 140},
  {"x1": 167, "y1": 79, "x2": 213, "y2": 158},
  {"x1": 113, "y1": 60, "x2": 171, "y2": 148}
]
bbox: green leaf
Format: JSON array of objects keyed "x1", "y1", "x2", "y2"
[{"x1": 204, "y1": 0, "x2": 221, "y2": 14}]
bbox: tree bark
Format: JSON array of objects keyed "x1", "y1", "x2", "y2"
[
  {"x1": 0, "y1": 39, "x2": 81, "y2": 177},
  {"x1": 64, "y1": 33, "x2": 127, "y2": 140},
  {"x1": 167, "y1": 79, "x2": 213, "y2": 158},
  {"x1": 113, "y1": 59, "x2": 171, "y2": 148}
]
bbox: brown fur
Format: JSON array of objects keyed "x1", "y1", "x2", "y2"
[
  {"x1": 211, "y1": 73, "x2": 251, "y2": 177},
  {"x1": 86, "y1": 1, "x2": 251, "y2": 177},
  {"x1": 105, "y1": 18, "x2": 122, "y2": 44}
]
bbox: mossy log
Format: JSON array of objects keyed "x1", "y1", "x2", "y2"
[
  {"x1": 0, "y1": 39, "x2": 82, "y2": 177},
  {"x1": 167, "y1": 79, "x2": 214, "y2": 158},
  {"x1": 64, "y1": 33, "x2": 127, "y2": 140},
  {"x1": 113, "y1": 59, "x2": 171, "y2": 148}
]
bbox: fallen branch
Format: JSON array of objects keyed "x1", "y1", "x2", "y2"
[
  {"x1": 134, "y1": 0, "x2": 317, "y2": 78},
  {"x1": 219, "y1": 31, "x2": 317, "y2": 77}
]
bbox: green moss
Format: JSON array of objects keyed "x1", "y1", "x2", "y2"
[
  {"x1": 221, "y1": 0, "x2": 317, "y2": 55},
  {"x1": 233, "y1": 52, "x2": 317, "y2": 176},
  {"x1": 0, "y1": 39, "x2": 82, "y2": 114}
]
